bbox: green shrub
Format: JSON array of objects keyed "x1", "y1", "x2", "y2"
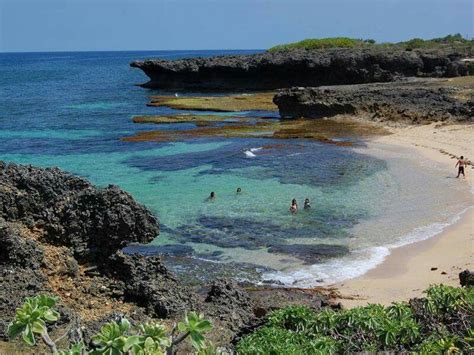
[
  {"x1": 268, "y1": 34, "x2": 473, "y2": 53},
  {"x1": 425, "y1": 284, "x2": 473, "y2": 315},
  {"x1": 267, "y1": 305, "x2": 318, "y2": 332},
  {"x1": 236, "y1": 326, "x2": 339, "y2": 355},
  {"x1": 405, "y1": 38, "x2": 426, "y2": 50},
  {"x1": 237, "y1": 285, "x2": 473, "y2": 353},
  {"x1": 7, "y1": 295, "x2": 60, "y2": 350},
  {"x1": 268, "y1": 37, "x2": 368, "y2": 52},
  {"x1": 90, "y1": 318, "x2": 132, "y2": 354}
]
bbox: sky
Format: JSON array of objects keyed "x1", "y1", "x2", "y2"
[{"x1": 0, "y1": 0, "x2": 472, "y2": 52}]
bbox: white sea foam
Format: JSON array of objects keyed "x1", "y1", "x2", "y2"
[
  {"x1": 262, "y1": 206, "x2": 473, "y2": 288},
  {"x1": 261, "y1": 246, "x2": 390, "y2": 287},
  {"x1": 244, "y1": 147, "x2": 262, "y2": 158}
]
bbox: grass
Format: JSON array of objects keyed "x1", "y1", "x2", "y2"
[
  {"x1": 147, "y1": 92, "x2": 277, "y2": 112},
  {"x1": 268, "y1": 34, "x2": 474, "y2": 53}
]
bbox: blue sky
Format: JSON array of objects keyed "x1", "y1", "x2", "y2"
[{"x1": 1, "y1": 0, "x2": 472, "y2": 52}]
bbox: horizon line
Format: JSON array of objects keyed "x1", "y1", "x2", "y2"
[{"x1": 0, "y1": 48, "x2": 265, "y2": 54}]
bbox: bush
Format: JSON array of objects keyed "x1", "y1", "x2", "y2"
[
  {"x1": 237, "y1": 285, "x2": 473, "y2": 354},
  {"x1": 268, "y1": 37, "x2": 368, "y2": 52},
  {"x1": 268, "y1": 34, "x2": 473, "y2": 53}
]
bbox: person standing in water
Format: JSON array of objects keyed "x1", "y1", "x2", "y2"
[
  {"x1": 206, "y1": 191, "x2": 216, "y2": 201},
  {"x1": 290, "y1": 198, "x2": 298, "y2": 214},
  {"x1": 456, "y1": 156, "x2": 467, "y2": 178},
  {"x1": 236, "y1": 187, "x2": 242, "y2": 194},
  {"x1": 304, "y1": 198, "x2": 311, "y2": 210}
]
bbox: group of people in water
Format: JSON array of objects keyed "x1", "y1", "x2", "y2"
[
  {"x1": 206, "y1": 188, "x2": 311, "y2": 215},
  {"x1": 206, "y1": 188, "x2": 241, "y2": 201},
  {"x1": 204, "y1": 156, "x2": 467, "y2": 213},
  {"x1": 290, "y1": 198, "x2": 311, "y2": 214}
]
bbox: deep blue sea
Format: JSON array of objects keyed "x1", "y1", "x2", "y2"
[{"x1": 1, "y1": 50, "x2": 471, "y2": 286}]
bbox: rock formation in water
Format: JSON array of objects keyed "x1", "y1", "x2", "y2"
[
  {"x1": 273, "y1": 79, "x2": 474, "y2": 122},
  {"x1": 131, "y1": 48, "x2": 472, "y2": 90}
]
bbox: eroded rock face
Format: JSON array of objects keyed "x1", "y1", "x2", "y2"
[
  {"x1": 0, "y1": 220, "x2": 48, "y2": 339},
  {"x1": 0, "y1": 162, "x2": 188, "y2": 340},
  {"x1": 273, "y1": 81, "x2": 473, "y2": 122},
  {"x1": 107, "y1": 251, "x2": 196, "y2": 318},
  {"x1": 203, "y1": 278, "x2": 255, "y2": 332},
  {"x1": 0, "y1": 162, "x2": 159, "y2": 260},
  {"x1": 131, "y1": 48, "x2": 471, "y2": 90}
]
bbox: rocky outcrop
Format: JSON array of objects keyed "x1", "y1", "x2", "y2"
[
  {"x1": 273, "y1": 80, "x2": 473, "y2": 123},
  {"x1": 203, "y1": 278, "x2": 255, "y2": 332},
  {"x1": 0, "y1": 161, "x2": 187, "y2": 341},
  {"x1": 0, "y1": 221, "x2": 49, "y2": 339},
  {"x1": 131, "y1": 48, "x2": 472, "y2": 90},
  {"x1": 107, "y1": 252, "x2": 195, "y2": 318},
  {"x1": 0, "y1": 162, "x2": 159, "y2": 260}
]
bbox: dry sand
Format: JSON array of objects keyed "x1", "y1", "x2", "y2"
[{"x1": 333, "y1": 122, "x2": 474, "y2": 307}]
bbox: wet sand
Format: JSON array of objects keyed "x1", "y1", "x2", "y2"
[{"x1": 334, "y1": 122, "x2": 474, "y2": 307}]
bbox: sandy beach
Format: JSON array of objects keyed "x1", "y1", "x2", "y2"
[{"x1": 334, "y1": 122, "x2": 474, "y2": 307}]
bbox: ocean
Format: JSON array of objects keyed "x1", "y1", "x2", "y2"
[{"x1": 1, "y1": 50, "x2": 471, "y2": 286}]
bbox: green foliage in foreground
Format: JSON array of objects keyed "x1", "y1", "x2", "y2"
[
  {"x1": 268, "y1": 33, "x2": 473, "y2": 52},
  {"x1": 7, "y1": 295, "x2": 60, "y2": 350},
  {"x1": 8, "y1": 295, "x2": 216, "y2": 354},
  {"x1": 237, "y1": 285, "x2": 474, "y2": 354}
]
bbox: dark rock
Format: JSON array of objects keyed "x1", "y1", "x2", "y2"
[
  {"x1": 0, "y1": 220, "x2": 44, "y2": 269},
  {"x1": 459, "y1": 269, "x2": 474, "y2": 287},
  {"x1": 268, "y1": 243, "x2": 349, "y2": 264},
  {"x1": 107, "y1": 251, "x2": 195, "y2": 318},
  {"x1": 123, "y1": 244, "x2": 194, "y2": 257},
  {"x1": 131, "y1": 48, "x2": 472, "y2": 90},
  {"x1": 0, "y1": 162, "x2": 159, "y2": 260},
  {"x1": 203, "y1": 278, "x2": 255, "y2": 332},
  {"x1": 273, "y1": 80, "x2": 473, "y2": 123},
  {"x1": 249, "y1": 287, "x2": 326, "y2": 316}
]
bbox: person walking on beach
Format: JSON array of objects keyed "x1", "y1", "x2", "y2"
[
  {"x1": 304, "y1": 198, "x2": 311, "y2": 210},
  {"x1": 290, "y1": 198, "x2": 298, "y2": 214},
  {"x1": 456, "y1": 156, "x2": 466, "y2": 178}
]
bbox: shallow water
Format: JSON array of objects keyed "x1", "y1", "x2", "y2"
[{"x1": 1, "y1": 51, "x2": 472, "y2": 286}]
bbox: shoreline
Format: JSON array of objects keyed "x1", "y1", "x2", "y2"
[{"x1": 333, "y1": 122, "x2": 474, "y2": 307}]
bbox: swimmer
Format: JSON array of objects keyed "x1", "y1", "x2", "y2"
[
  {"x1": 290, "y1": 198, "x2": 298, "y2": 214},
  {"x1": 206, "y1": 191, "x2": 216, "y2": 201},
  {"x1": 304, "y1": 198, "x2": 311, "y2": 210},
  {"x1": 236, "y1": 187, "x2": 242, "y2": 194}
]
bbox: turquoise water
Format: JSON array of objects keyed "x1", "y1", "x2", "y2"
[{"x1": 1, "y1": 51, "x2": 471, "y2": 286}]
